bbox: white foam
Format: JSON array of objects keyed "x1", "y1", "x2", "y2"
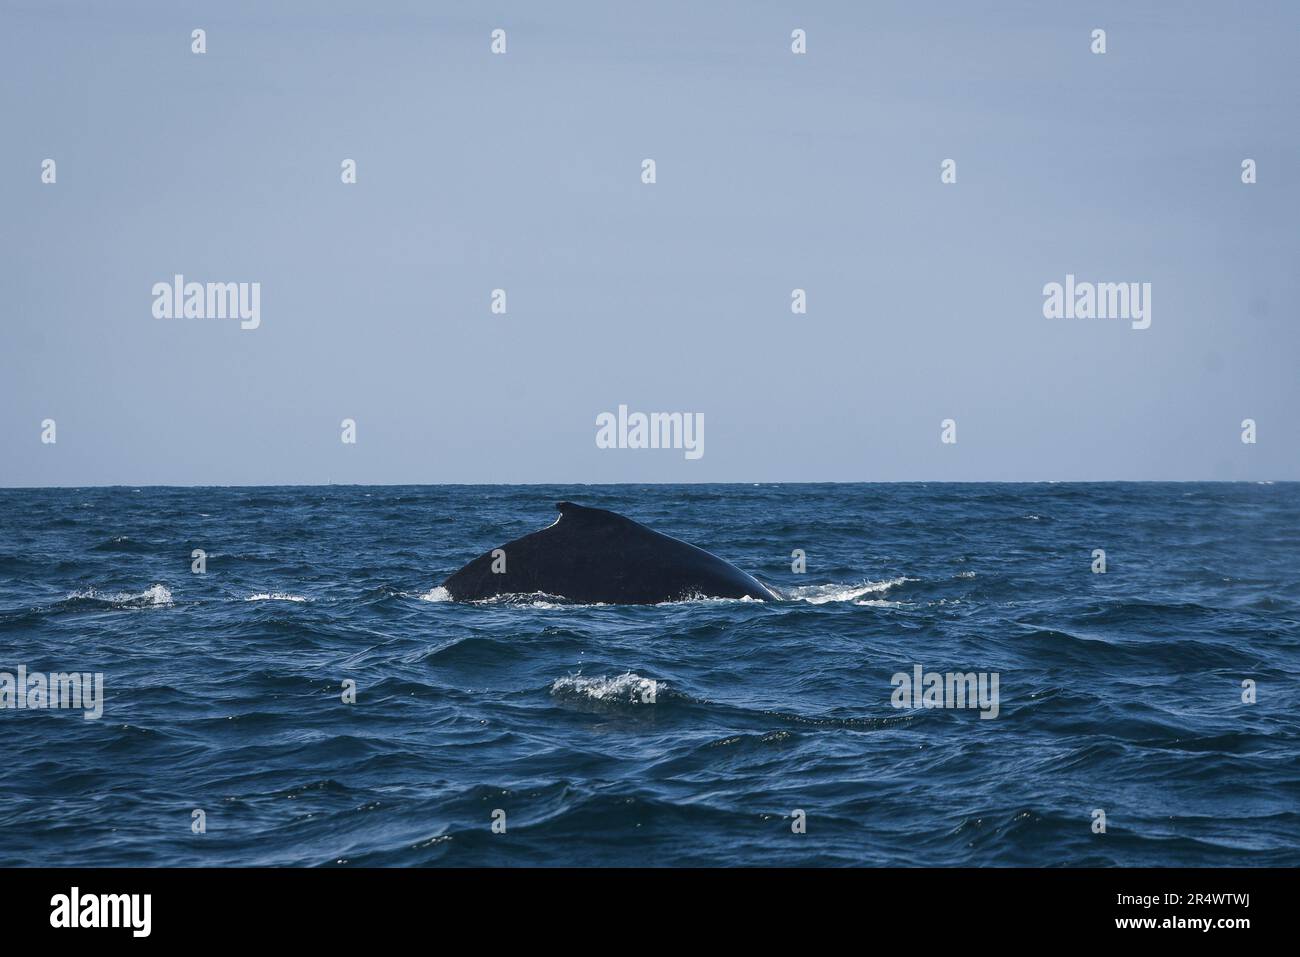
[
  {"x1": 487, "y1": 591, "x2": 597, "y2": 608},
  {"x1": 550, "y1": 672, "x2": 661, "y2": 703},
  {"x1": 67, "y1": 583, "x2": 174, "y2": 608},
  {"x1": 676, "y1": 591, "x2": 767, "y2": 605},
  {"x1": 420, "y1": 582, "x2": 909, "y2": 608},
  {"x1": 245, "y1": 592, "x2": 310, "y2": 603},
  {"x1": 520, "y1": 599, "x2": 600, "y2": 609},
  {"x1": 140, "y1": 583, "x2": 173, "y2": 606},
  {"x1": 414, "y1": 587, "x2": 573, "y2": 606},
  {"x1": 784, "y1": 577, "x2": 913, "y2": 604}
]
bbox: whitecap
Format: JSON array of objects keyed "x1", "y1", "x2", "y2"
[
  {"x1": 67, "y1": 583, "x2": 174, "y2": 608},
  {"x1": 785, "y1": 578, "x2": 913, "y2": 604},
  {"x1": 550, "y1": 672, "x2": 661, "y2": 704},
  {"x1": 139, "y1": 583, "x2": 173, "y2": 606}
]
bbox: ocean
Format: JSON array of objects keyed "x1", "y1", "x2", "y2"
[{"x1": 0, "y1": 482, "x2": 1296, "y2": 866}]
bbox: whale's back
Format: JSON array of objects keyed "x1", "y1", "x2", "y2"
[{"x1": 441, "y1": 502, "x2": 778, "y2": 604}]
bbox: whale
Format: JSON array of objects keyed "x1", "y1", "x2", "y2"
[{"x1": 440, "y1": 502, "x2": 781, "y2": 604}]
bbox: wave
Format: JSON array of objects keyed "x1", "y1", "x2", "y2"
[
  {"x1": 245, "y1": 592, "x2": 311, "y2": 603},
  {"x1": 88, "y1": 536, "x2": 157, "y2": 554},
  {"x1": 417, "y1": 588, "x2": 757, "y2": 608},
  {"x1": 485, "y1": 592, "x2": 593, "y2": 608},
  {"x1": 784, "y1": 577, "x2": 914, "y2": 604},
  {"x1": 64, "y1": 583, "x2": 174, "y2": 609},
  {"x1": 550, "y1": 672, "x2": 665, "y2": 705},
  {"x1": 417, "y1": 581, "x2": 911, "y2": 608}
]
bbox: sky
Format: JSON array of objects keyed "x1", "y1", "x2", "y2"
[{"x1": 1, "y1": 0, "x2": 1297, "y2": 486}]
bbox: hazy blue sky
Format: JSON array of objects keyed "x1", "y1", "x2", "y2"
[{"x1": 2, "y1": 0, "x2": 1297, "y2": 485}]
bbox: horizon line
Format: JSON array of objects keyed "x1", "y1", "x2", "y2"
[{"x1": 0, "y1": 479, "x2": 1294, "y2": 492}]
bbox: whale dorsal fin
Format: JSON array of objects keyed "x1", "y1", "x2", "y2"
[
  {"x1": 556, "y1": 501, "x2": 612, "y2": 520},
  {"x1": 554, "y1": 501, "x2": 636, "y2": 529},
  {"x1": 442, "y1": 502, "x2": 778, "y2": 602}
]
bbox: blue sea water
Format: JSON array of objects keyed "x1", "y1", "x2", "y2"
[{"x1": 0, "y1": 482, "x2": 1296, "y2": 867}]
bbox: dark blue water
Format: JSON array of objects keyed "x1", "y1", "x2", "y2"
[{"x1": 1, "y1": 483, "x2": 1297, "y2": 866}]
